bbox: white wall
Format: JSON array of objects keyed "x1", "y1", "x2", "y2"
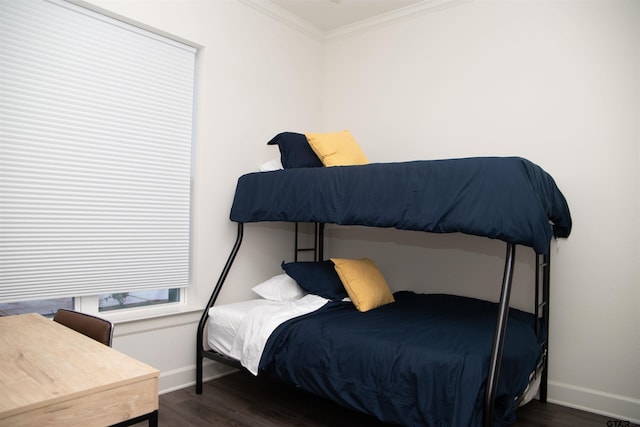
[
  {"x1": 83, "y1": 0, "x2": 324, "y2": 391},
  {"x1": 323, "y1": 0, "x2": 639, "y2": 422}
]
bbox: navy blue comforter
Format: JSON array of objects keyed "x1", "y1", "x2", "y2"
[
  {"x1": 230, "y1": 157, "x2": 571, "y2": 254},
  {"x1": 259, "y1": 292, "x2": 542, "y2": 427}
]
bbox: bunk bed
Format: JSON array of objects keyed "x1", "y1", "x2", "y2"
[{"x1": 196, "y1": 155, "x2": 571, "y2": 427}]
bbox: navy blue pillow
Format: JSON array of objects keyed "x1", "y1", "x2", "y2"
[
  {"x1": 281, "y1": 260, "x2": 347, "y2": 300},
  {"x1": 267, "y1": 132, "x2": 323, "y2": 169}
]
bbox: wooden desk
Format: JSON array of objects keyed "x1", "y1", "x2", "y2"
[{"x1": 0, "y1": 313, "x2": 159, "y2": 427}]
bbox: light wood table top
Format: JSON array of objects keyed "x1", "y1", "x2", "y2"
[{"x1": 0, "y1": 313, "x2": 159, "y2": 426}]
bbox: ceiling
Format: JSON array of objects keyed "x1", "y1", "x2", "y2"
[{"x1": 268, "y1": 0, "x2": 426, "y2": 33}]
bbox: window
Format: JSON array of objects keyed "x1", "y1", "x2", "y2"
[
  {"x1": 0, "y1": 0, "x2": 197, "y2": 314},
  {"x1": 0, "y1": 297, "x2": 74, "y2": 317},
  {"x1": 99, "y1": 289, "x2": 180, "y2": 312}
]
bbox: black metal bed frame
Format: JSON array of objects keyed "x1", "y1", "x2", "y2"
[{"x1": 196, "y1": 222, "x2": 550, "y2": 427}]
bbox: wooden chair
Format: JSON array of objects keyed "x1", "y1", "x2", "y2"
[{"x1": 53, "y1": 309, "x2": 113, "y2": 346}]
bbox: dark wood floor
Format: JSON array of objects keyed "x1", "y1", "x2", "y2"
[{"x1": 136, "y1": 371, "x2": 634, "y2": 427}]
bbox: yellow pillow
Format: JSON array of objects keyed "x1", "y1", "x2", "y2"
[
  {"x1": 331, "y1": 257, "x2": 394, "y2": 312},
  {"x1": 305, "y1": 130, "x2": 369, "y2": 167}
]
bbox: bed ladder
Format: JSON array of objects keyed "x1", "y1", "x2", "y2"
[{"x1": 294, "y1": 222, "x2": 324, "y2": 262}]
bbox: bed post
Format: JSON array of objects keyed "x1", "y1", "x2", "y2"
[
  {"x1": 533, "y1": 249, "x2": 551, "y2": 403},
  {"x1": 317, "y1": 222, "x2": 324, "y2": 261},
  {"x1": 540, "y1": 249, "x2": 551, "y2": 402},
  {"x1": 483, "y1": 242, "x2": 516, "y2": 427},
  {"x1": 196, "y1": 222, "x2": 244, "y2": 394}
]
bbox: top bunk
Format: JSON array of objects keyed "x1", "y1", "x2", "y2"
[{"x1": 230, "y1": 156, "x2": 571, "y2": 254}]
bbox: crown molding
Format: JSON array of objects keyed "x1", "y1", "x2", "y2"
[
  {"x1": 239, "y1": 0, "x2": 471, "y2": 42},
  {"x1": 325, "y1": 0, "x2": 473, "y2": 41},
  {"x1": 237, "y1": 0, "x2": 325, "y2": 42}
]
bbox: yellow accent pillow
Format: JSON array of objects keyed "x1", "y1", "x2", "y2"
[
  {"x1": 331, "y1": 257, "x2": 394, "y2": 312},
  {"x1": 305, "y1": 130, "x2": 369, "y2": 167}
]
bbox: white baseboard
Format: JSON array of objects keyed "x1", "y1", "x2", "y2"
[
  {"x1": 157, "y1": 360, "x2": 237, "y2": 395},
  {"x1": 548, "y1": 381, "x2": 640, "y2": 424}
]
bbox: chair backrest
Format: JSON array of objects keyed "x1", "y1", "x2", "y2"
[{"x1": 53, "y1": 309, "x2": 113, "y2": 346}]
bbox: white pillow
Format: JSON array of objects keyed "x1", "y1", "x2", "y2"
[
  {"x1": 258, "y1": 157, "x2": 283, "y2": 172},
  {"x1": 251, "y1": 274, "x2": 305, "y2": 301}
]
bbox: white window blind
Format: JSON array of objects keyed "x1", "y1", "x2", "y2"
[{"x1": 0, "y1": 0, "x2": 196, "y2": 303}]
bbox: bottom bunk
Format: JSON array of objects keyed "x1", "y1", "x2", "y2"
[
  {"x1": 197, "y1": 222, "x2": 551, "y2": 427},
  {"x1": 205, "y1": 289, "x2": 546, "y2": 426}
]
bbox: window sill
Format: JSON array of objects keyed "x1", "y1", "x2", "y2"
[{"x1": 101, "y1": 303, "x2": 205, "y2": 337}]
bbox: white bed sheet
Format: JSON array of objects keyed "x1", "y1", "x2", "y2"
[
  {"x1": 207, "y1": 299, "x2": 276, "y2": 357},
  {"x1": 207, "y1": 294, "x2": 328, "y2": 375}
]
